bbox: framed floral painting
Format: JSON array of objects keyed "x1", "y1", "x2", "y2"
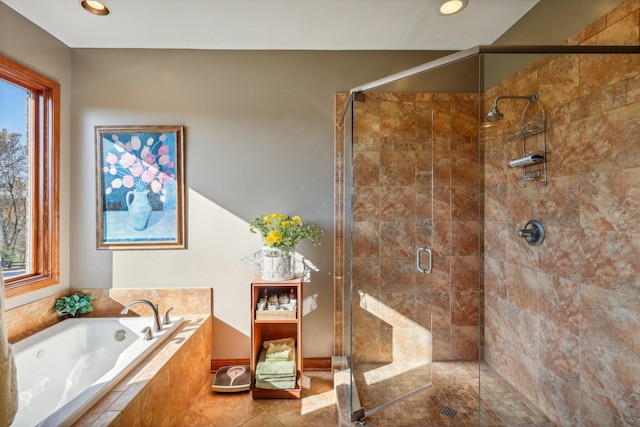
[{"x1": 95, "y1": 125, "x2": 186, "y2": 249}]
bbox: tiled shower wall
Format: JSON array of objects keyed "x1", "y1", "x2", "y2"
[
  {"x1": 482, "y1": 1, "x2": 640, "y2": 425},
  {"x1": 350, "y1": 93, "x2": 480, "y2": 363}
]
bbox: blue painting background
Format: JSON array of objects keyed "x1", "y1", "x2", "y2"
[{"x1": 101, "y1": 132, "x2": 177, "y2": 211}]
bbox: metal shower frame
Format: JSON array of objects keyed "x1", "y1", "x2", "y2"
[
  {"x1": 338, "y1": 43, "x2": 640, "y2": 424},
  {"x1": 340, "y1": 45, "x2": 640, "y2": 127}
]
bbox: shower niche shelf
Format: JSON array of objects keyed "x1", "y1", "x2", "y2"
[{"x1": 506, "y1": 103, "x2": 547, "y2": 186}]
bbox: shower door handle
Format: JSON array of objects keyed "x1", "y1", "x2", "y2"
[{"x1": 416, "y1": 247, "x2": 432, "y2": 274}]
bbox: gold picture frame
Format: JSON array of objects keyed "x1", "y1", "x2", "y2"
[{"x1": 95, "y1": 125, "x2": 186, "y2": 249}]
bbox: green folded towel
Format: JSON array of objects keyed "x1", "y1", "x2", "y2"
[
  {"x1": 255, "y1": 347, "x2": 296, "y2": 377},
  {"x1": 255, "y1": 378, "x2": 297, "y2": 390},
  {"x1": 255, "y1": 372, "x2": 297, "y2": 381}
]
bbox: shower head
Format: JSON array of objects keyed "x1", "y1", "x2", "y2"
[
  {"x1": 484, "y1": 92, "x2": 538, "y2": 123},
  {"x1": 484, "y1": 105, "x2": 503, "y2": 122}
]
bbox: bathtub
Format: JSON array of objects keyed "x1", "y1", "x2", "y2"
[{"x1": 10, "y1": 316, "x2": 183, "y2": 427}]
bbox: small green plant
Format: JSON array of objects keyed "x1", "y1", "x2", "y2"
[
  {"x1": 55, "y1": 292, "x2": 94, "y2": 317},
  {"x1": 249, "y1": 213, "x2": 323, "y2": 248}
]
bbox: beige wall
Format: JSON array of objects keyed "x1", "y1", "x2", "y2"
[
  {"x1": 0, "y1": 0, "x2": 447, "y2": 358},
  {"x1": 495, "y1": 0, "x2": 627, "y2": 45},
  {"x1": 68, "y1": 49, "x2": 451, "y2": 358},
  {"x1": 0, "y1": 3, "x2": 72, "y2": 308}
]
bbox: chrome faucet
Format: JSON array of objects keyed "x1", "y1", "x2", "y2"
[
  {"x1": 162, "y1": 307, "x2": 173, "y2": 325},
  {"x1": 140, "y1": 326, "x2": 154, "y2": 341},
  {"x1": 120, "y1": 300, "x2": 163, "y2": 333}
]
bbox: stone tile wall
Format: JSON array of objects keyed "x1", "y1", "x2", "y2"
[
  {"x1": 348, "y1": 92, "x2": 480, "y2": 363},
  {"x1": 333, "y1": 3, "x2": 639, "y2": 424},
  {"x1": 6, "y1": 287, "x2": 212, "y2": 343},
  {"x1": 482, "y1": 1, "x2": 640, "y2": 424}
]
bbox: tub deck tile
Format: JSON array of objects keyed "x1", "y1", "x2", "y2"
[{"x1": 73, "y1": 315, "x2": 212, "y2": 427}]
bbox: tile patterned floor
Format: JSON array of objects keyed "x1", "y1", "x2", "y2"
[
  {"x1": 181, "y1": 362, "x2": 551, "y2": 426},
  {"x1": 180, "y1": 371, "x2": 339, "y2": 427},
  {"x1": 352, "y1": 361, "x2": 432, "y2": 414},
  {"x1": 350, "y1": 361, "x2": 553, "y2": 426}
]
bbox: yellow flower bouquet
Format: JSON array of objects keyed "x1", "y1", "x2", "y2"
[{"x1": 249, "y1": 214, "x2": 323, "y2": 248}]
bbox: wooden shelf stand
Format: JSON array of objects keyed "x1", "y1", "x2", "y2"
[{"x1": 250, "y1": 276, "x2": 302, "y2": 399}]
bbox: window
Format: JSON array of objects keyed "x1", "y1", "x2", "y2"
[{"x1": 0, "y1": 55, "x2": 59, "y2": 297}]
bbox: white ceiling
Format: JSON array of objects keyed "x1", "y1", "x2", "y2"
[{"x1": 1, "y1": 0, "x2": 539, "y2": 50}]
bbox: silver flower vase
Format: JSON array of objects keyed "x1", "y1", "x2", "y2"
[{"x1": 260, "y1": 246, "x2": 295, "y2": 281}]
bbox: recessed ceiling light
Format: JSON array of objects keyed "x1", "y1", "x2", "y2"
[
  {"x1": 81, "y1": 0, "x2": 110, "y2": 16},
  {"x1": 438, "y1": 0, "x2": 468, "y2": 15}
]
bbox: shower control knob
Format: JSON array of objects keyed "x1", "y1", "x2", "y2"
[
  {"x1": 518, "y1": 220, "x2": 545, "y2": 246},
  {"x1": 517, "y1": 229, "x2": 537, "y2": 238}
]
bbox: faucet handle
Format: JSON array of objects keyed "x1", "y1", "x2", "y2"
[
  {"x1": 141, "y1": 326, "x2": 154, "y2": 341},
  {"x1": 518, "y1": 219, "x2": 545, "y2": 246},
  {"x1": 162, "y1": 307, "x2": 173, "y2": 325}
]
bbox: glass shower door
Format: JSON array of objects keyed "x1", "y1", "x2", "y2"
[{"x1": 348, "y1": 94, "x2": 434, "y2": 419}]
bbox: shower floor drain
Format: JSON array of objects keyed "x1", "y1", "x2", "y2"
[{"x1": 439, "y1": 405, "x2": 457, "y2": 418}]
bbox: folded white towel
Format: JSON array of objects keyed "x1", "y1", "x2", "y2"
[{"x1": 0, "y1": 267, "x2": 18, "y2": 427}]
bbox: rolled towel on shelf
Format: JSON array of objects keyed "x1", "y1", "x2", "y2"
[{"x1": 508, "y1": 154, "x2": 544, "y2": 168}]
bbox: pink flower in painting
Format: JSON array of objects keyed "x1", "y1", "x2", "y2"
[
  {"x1": 129, "y1": 161, "x2": 143, "y2": 177},
  {"x1": 150, "y1": 179, "x2": 162, "y2": 193},
  {"x1": 131, "y1": 135, "x2": 142, "y2": 150},
  {"x1": 140, "y1": 146, "x2": 156, "y2": 165},
  {"x1": 141, "y1": 166, "x2": 157, "y2": 183},
  {"x1": 105, "y1": 132, "x2": 176, "y2": 201},
  {"x1": 158, "y1": 171, "x2": 172, "y2": 184},
  {"x1": 122, "y1": 175, "x2": 134, "y2": 188},
  {"x1": 106, "y1": 152, "x2": 118, "y2": 165},
  {"x1": 119, "y1": 152, "x2": 137, "y2": 168}
]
